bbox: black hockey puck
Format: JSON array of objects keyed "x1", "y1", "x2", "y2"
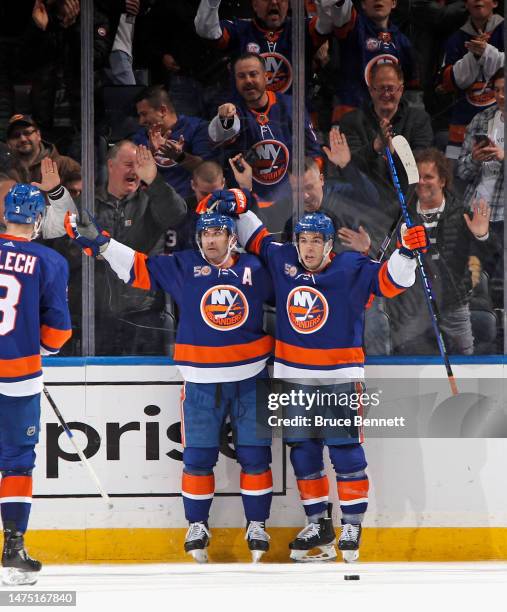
[{"x1": 344, "y1": 574, "x2": 360, "y2": 580}]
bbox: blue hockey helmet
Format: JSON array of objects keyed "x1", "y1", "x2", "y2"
[
  {"x1": 4, "y1": 183, "x2": 45, "y2": 225},
  {"x1": 294, "y1": 212, "x2": 334, "y2": 242},
  {"x1": 196, "y1": 211, "x2": 236, "y2": 236}
]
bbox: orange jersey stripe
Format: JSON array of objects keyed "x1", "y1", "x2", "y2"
[
  {"x1": 131, "y1": 252, "x2": 151, "y2": 290},
  {"x1": 314, "y1": 156, "x2": 325, "y2": 173},
  {"x1": 182, "y1": 473, "x2": 215, "y2": 496},
  {"x1": 441, "y1": 65, "x2": 455, "y2": 92},
  {"x1": 257, "y1": 200, "x2": 274, "y2": 209},
  {"x1": 0, "y1": 475, "x2": 33, "y2": 498},
  {"x1": 240, "y1": 470, "x2": 273, "y2": 492},
  {"x1": 337, "y1": 479, "x2": 369, "y2": 501},
  {"x1": 216, "y1": 26, "x2": 231, "y2": 50},
  {"x1": 175, "y1": 335, "x2": 273, "y2": 365},
  {"x1": 297, "y1": 476, "x2": 329, "y2": 500},
  {"x1": 275, "y1": 341, "x2": 364, "y2": 367},
  {"x1": 180, "y1": 384, "x2": 186, "y2": 448},
  {"x1": 448, "y1": 124, "x2": 466, "y2": 145},
  {"x1": 378, "y1": 261, "x2": 405, "y2": 298},
  {"x1": 334, "y1": 7, "x2": 357, "y2": 39},
  {"x1": 40, "y1": 325, "x2": 72, "y2": 350},
  {"x1": 332, "y1": 104, "x2": 358, "y2": 123},
  {"x1": 0, "y1": 355, "x2": 41, "y2": 378},
  {"x1": 248, "y1": 227, "x2": 270, "y2": 255}
]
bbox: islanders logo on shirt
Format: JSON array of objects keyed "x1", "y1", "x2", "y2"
[
  {"x1": 466, "y1": 81, "x2": 496, "y2": 108},
  {"x1": 262, "y1": 52, "x2": 293, "y2": 94},
  {"x1": 287, "y1": 286, "x2": 328, "y2": 334},
  {"x1": 252, "y1": 139, "x2": 290, "y2": 185},
  {"x1": 200, "y1": 285, "x2": 249, "y2": 331}
]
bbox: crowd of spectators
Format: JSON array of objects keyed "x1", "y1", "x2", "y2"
[{"x1": 0, "y1": 0, "x2": 504, "y2": 357}]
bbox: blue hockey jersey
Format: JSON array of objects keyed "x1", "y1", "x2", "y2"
[
  {"x1": 0, "y1": 235, "x2": 71, "y2": 396},
  {"x1": 235, "y1": 212, "x2": 416, "y2": 379},
  {"x1": 209, "y1": 91, "x2": 323, "y2": 203},
  {"x1": 101, "y1": 240, "x2": 274, "y2": 382},
  {"x1": 215, "y1": 16, "x2": 326, "y2": 95}
]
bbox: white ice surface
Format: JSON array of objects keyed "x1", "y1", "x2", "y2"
[{"x1": 2, "y1": 563, "x2": 506, "y2": 612}]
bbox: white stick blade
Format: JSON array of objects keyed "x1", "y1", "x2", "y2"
[{"x1": 392, "y1": 135, "x2": 419, "y2": 184}]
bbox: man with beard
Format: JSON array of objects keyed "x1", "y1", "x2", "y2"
[
  {"x1": 208, "y1": 53, "x2": 322, "y2": 204},
  {"x1": 5, "y1": 114, "x2": 80, "y2": 186}
]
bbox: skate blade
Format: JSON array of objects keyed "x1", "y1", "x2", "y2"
[
  {"x1": 341, "y1": 549, "x2": 359, "y2": 563},
  {"x1": 290, "y1": 544, "x2": 337, "y2": 563},
  {"x1": 2, "y1": 567, "x2": 39, "y2": 586},
  {"x1": 188, "y1": 549, "x2": 208, "y2": 564},
  {"x1": 251, "y1": 549, "x2": 266, "y2": 563}
]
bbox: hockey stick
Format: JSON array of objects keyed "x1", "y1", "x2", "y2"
[
  {"x1": 42, "y1": 386, "x2": 113, "y2": 508},
  {"x1": 383, "y1": 137, "x2": 458, "y2": 396},
  {"x1": 373, "y1": 135, "x2": 418, "y2": 262}
]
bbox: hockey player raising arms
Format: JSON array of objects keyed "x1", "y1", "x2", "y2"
[
  {"x1": 0, "y1": 185, "x2": 71, "y2": 585},
  {"x1": 204, "y1": 189, "x2": 427, "y2": 562},
  {"x1": 65, "y1": 189, "x2": 274, "y2": 563}
]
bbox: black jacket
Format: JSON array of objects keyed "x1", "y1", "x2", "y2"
[
  {"x1": 339, "y1": 98, "x2": 433, "y2": 194},
  {"x1": 388, "y1": 190, "x2": 493, "y2": 319}
]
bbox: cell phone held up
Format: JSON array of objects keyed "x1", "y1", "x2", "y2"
[
  {"x1": 233, "y1": 157, "x2": 245, "y2": 173},
  {"x1": 474, "y1": 134, "x2": 491, "y2": 148}
]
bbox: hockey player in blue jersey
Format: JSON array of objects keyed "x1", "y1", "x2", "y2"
[
  {"x1": 204, "y1": 191, "x2": 427, "y2": 562},
  {"x1": 0, "y1": 184, "x2": 72, "y2": 585},
  {"x1": 65, "y1": 190, "x2": 275, "y2": 563}
]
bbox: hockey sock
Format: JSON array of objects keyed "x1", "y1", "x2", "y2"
[
  {"x1": 289, "y1": 441, "x2": 328, "y2": 518},
  {"x1": 336, "y1": 470, "x2": 369, "y2": 522},
  {"x1": 296, "y1": 472, "x2": 330, "y2": 518},
  {"x1": 240, "y1": 470, "x2": 273, "y2": 522},
  {"x1": 0, "y1": 474, "x2": 32, "y2": 534},
  {"x1": 181, "y1": 447, "x2": 219, "y2": 523},
  {"x1": 181, "y1": 471, "x2": 215, "y2": 523},
  {"x1": 328, "y1": 444, "x2": 368, "y2": 522},
  {"x1": 236, "y1": 446, "x2": 272, "y2": 522}
]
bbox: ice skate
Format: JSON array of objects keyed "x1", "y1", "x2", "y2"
[
  {"x1": 289, "y1": 517, "x2": 337, "y2": 562},
  {"x1": 338, "y1": 523, "x2": 362, "y2": 563},
  {"x1": 2, "y1": 526, "x2": 42, "y2": 586},
  {"x1": 245, "y1": 521, "x2": 270, "y2": 563},
  {"x1": 184, "y1": 522, "x2": 210, "y2": 563}
]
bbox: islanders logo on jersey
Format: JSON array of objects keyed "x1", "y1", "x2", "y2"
[
  {"x1": 286, "y1": 286, "x2": 329, "y2": 334},
  {"x1": 154, "y1": 150, "x2": 177, "y2": 169},
  {"x1": 262, "y1": 52, "x2": 293, "y2": 94},
  {"x1": 200, "y1": 285, "x2": 249, "y2": 331},
  {"x1": 465, "y1": 81, "x2": 496, "y2": 108},
  {"x1": 252, "y1": 139, "x2": 290, "y2": 185}
]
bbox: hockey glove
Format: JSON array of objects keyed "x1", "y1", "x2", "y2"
[
  {"x1": 196, "y1": 188, "x2": 251, "y2": 216},
  {"x1": 65, "y1": 210, "x2": 110, "y2": 257},
  {"x1": 398, "y1": 223, "x2": 428, "y2": 258}
]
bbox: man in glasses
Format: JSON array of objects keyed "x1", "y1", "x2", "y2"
[
  {"x1": 339, "y1": 63, "x2": 433, "y2": 224},
  {"x1": 6, "y1": 114, "x2": 81, "y2": 188}
]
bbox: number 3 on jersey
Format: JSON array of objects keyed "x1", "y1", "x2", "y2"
[{"x1": 0, "y1": 273, "x2": 22, "y2": 335}]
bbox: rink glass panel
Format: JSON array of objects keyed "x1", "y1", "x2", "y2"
[{"x1": 78, "y1": 1, "x2": 504, "y2": 357}]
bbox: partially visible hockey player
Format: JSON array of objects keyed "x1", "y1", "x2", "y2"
[
  {"x1": 64, "y1": 190, "x2": 275, "y2": 563},
  {"x1": 0, "y1": 184, "x2": 72, "y2": 585},
  {"x1": 204, "y1": 191, "x2": 427, "y2": 562}
]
